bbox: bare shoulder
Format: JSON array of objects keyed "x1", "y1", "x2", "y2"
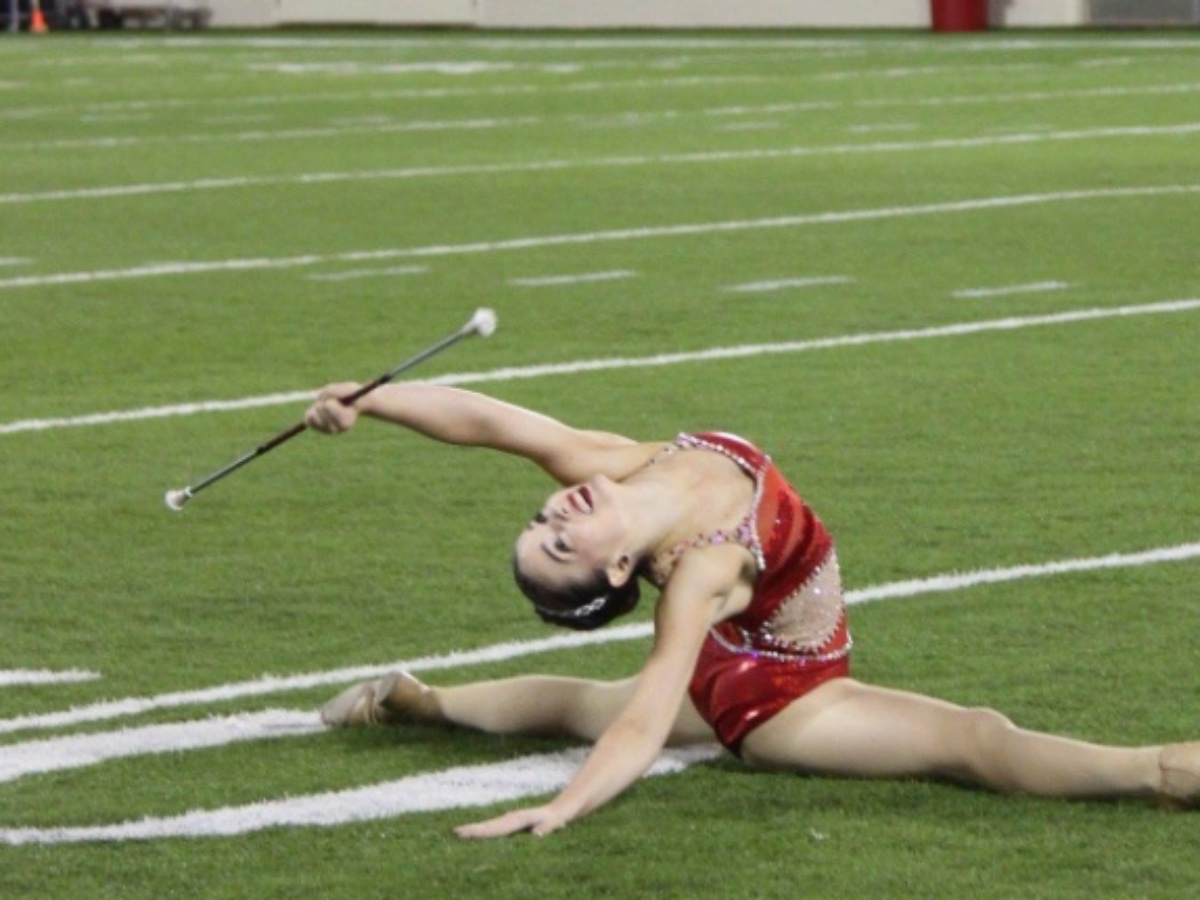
[{"x1": 657, "y1": 544, "x2": 756, "y2": 625}]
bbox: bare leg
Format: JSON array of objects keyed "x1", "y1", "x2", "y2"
[
  {"x1": 323, "y1": 672, "x2": 716, "y2": 748},
  {"x1": 432, "y1": 674, "x2": 715, "y2": 746},
  {"x1": 741, "y1": 678, "x2": 1165, "y2": 800}
]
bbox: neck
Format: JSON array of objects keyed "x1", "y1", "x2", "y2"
[
  {"x1": 619, "y1": 447, "x2": 757, "y2": 584},
  {"x1": 619, "y1": 474, "x2": 708, "y2": 566}
]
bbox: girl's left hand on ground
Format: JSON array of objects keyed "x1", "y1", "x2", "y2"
[{"x1": 454, "y1": 805, "x2": 566, "y2": 839}]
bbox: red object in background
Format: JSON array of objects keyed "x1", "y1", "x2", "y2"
[{"x1": 931, "y1": 0, "x2": 989, "y2": 32}]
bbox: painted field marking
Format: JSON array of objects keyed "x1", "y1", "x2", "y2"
[
  {"x1": 1077, "y1": 56, "x2": 1135, "y2": 68},
  {"x1": 0, "y1": 74, "x2": 768, "y2": 123},
  {"x1": 0, "y1": 710, "x2": 320, "y2": 784},
  {"x1": 3, "y1": 540, "x2": 1198, "y2": 739},
  {"x1": 3, "y1": 116, "x2": 542, "y2": 152},
  {"x1": 2, "y1": 182, "x2": 1199, "y2": 295},
  {"x1": 0, "y1": 745, "x2": 721, "y2": 845},
  {"x1": 79, "y1": 113, "x2": 151, "y2": 126},
  {"x1": 4, "y1": 122, "x2": 1200, "y2": 207},
  {"x1": 200, "y1": 113, "x2": 277, "y2": 126},
  {"x1": 0, "y1": 258, "x2": 31, "y2": 267},
  {"x1": 847, "y1": 123, "x2": 920, "y2": 134},
  {"x1": 713, "y1": 121, "x2": 782, "y2": 132},
  {"x1": 3, "y1": 297, "x2": 1199, "y2": 439},
  {"x1": 307, "y1": 265, "x2": 428, "y2": 282},
  {"x1": 724, "y1": 276, "x2": 853, "y2": 293},
  {"x1": 510, "y1": 270, "x2": 636, "y2": 287},
  {"x1": 257, "y1": 61, "x2": 517, "y2": 76},
  {"x1": 0, "y1": 670, "x2": 100, "y2": 688},
  {"x1": 708, "y1": 101, "x2": 836, "y2": 116},
  {"x1": 0, "y1": 390, "x2": 315, "y2": 436},
  {"x1": 953, "y1": 281, "x2": 1071, "y2": 299},
  {"x1": 846, "y1": 541, "x2": 1200, "y2": 605}
]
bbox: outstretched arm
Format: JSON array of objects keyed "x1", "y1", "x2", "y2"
[
  {"x1": 305, "y1": 382, "x2": 661, "y2": 485},
  {"x1": 454, "y1": 548, "x2": 747, "y2": 838}
]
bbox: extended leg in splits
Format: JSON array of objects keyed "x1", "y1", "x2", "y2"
[
  {"x1": 739, "y1": 677, "x2": 1200, "y2": 806},
  {"x1": 321, "y1": 671, "x2": 716, "y2": 747}
]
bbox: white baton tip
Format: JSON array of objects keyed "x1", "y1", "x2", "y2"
[
  {"x1": 469, "y1": 308, "x2": 497, "y2": 338},
  {"x1": 164, "y1": 489, "x2": 191, "y2": 512}
]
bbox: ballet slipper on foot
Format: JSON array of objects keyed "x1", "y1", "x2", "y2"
[
  {"x1": 1158, "y1": 742, "x2": 1200, "y2": 809},
  {"x1": 320, "y1": 680, "x2": 381, "y2": 727},
  {"x1": 320, "y1": 671, "x2": 434, "y2": 727}
]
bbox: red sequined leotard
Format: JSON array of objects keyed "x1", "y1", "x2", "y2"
[{"x1": 658, "y1": 433, "x2": 852, "y2": 756}]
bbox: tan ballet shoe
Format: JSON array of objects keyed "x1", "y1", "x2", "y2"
[
  {"x1": 1158, "y1": 742, "x2": 1200, "y2": 809},
  {"x1": 319, "y1": 671, "x2": 434, "y2": 727},
  {"x1": 320, "y1": 680, "x2": 382, "y2": 727}
]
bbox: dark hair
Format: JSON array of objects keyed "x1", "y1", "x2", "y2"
[{"x1": 512, "y1": 555, "x2": 641, "y2": 631}]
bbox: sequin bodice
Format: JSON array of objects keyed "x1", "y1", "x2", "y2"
[{"x1": 658, "y1": 432, "x2": 851, "y2": 663}]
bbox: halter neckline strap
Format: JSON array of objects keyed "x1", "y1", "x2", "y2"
[{"x1": 645, "y1": 432, "x2": 767, "y2": 584}]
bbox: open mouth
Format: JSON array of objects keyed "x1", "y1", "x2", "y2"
[{"x1": 568, "y1": 485, "x2": 594, "y2": 514}]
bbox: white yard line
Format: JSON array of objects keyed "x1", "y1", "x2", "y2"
[
  {"x1": 714, "y1": 121, "x2": 782, "y2": 132},
  {"x1": 3, "y1": 122, "x2": 1200, "y2": 206},
  {"x1": 0, "y1": 252, "x2": 330, "y2": 289},
  {"x1": 0, "y1": 390, "x2": 316, "y2": 436},
  {"x1": 2, "y1": 182, "x2": 1198, "y2": 296},
  {"x1": 2, "y1": 117, "x2": 542, "y2": 152},
  {"x1": 724, "y1": 276, "x2": 853, "y2": 293},
  {"x1": 3, "y1": 297, "x2": 1199, "y2": 438},
  {"x1": 847, "y1": 123, "x2": 920, "y2": 134},
  {"x1": 510, "y1": 270, "x2": 636, "y2": 287},
  {"x1": 0, "y1": 670, "x2": 100, "y2": 688},
  {"x1": 0, "y1": 75, "x2": 767, "y2": 123},
  {"x1": 0, "y1": 745, "x2": 721, "y2": 845},
  {"x1": 848, "y1": 542, "x2": 1200, "y2": 604},
  {"x1": 307, "y1": 265, "x2": 428, "y2": 282},
  {"x1": 0, "y1": 710, "x2": 320, "y2": 784},
  {"x1": 953, "y1": 281, "x2": 1071, "y2": 299}
]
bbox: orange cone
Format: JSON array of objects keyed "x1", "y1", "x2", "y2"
[{"x1": 31, "y1": 3, "x2": 49, "y2": 33}]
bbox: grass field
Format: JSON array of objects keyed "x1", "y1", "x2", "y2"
[{"x1": 2, "y1": 27, "x2": 1200, "y2": 899}]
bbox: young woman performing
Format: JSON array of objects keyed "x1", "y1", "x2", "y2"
[{"x1": 304, "y1": 382, "x2": 1199, "y2": 839}]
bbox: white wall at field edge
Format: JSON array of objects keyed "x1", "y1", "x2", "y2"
[
  {"x1": 272, "y1": 0, "x2": 473, "y2": 27},
  {"x1": 203, "y1": 0, "x2": 1088, "y2": 30},
  {"x1": 206, "y1": 0, "x2": 275, "y2": 28},
  {"x1": 996, "y1": 0, "x2": 1088, "y2": 27},
  {"x1": 200, "y1": 0, "x2": 472, "y2": 28},
  {"x1": 476, "y1": 0, "x2": 929, "y2": 29}
]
